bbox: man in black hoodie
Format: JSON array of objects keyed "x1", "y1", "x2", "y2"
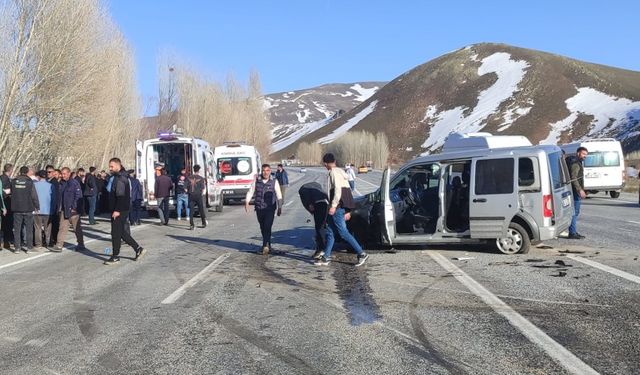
[
  {"x1": 104, "y1": 158, "x2": 144, "y2": 265},
  {"x1": 84, "y1": 166, "x2": 98, "y2": 225},
  {"x1": 11, "y1": 166, "x2": 39, "y2": 253}
]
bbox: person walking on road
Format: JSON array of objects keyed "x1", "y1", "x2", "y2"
[
  {"x1": 34, "y1": 170, "x2": 56, "y2": 251},
  {"x1": 245, "y1": 164, "x2": 283, "y2": 255},
  {"x1": 10, "y1": 166, "x2": 40, "y2": 253},
  {"x1": 345, "y1": 163, "x2": 356, "y2": 191},
  {"x1": 128, "y1": 169, "x2": 143, "y2": 226},
  {"x1": 0, "y1": 175, "x2": 6, "y2": 241},
  {"x1": 315, "y1": 153, "x2": 368, "y2": 267},
  {"x1": 567, "y1": 147, "x2": 588, "y2": 239},
  {"x1": 46, "y1": 165, "x2": 60, "y2": 246},
  {"x1": 175, "y1": 168, "x2": 190, "y2": 221},
  {"x1": 154, "y1": 168, "x2": 173, "y2": 225},
  {"x1": 275, "y1": 164, "x2": 289, "y2": 200},
  {"x1": 75, "y1": 168, "x2": 86, "y2": 216},
  {"x1": 84, "y1": 167, "x2": 98, "y2": 225},
  {"x1": 104, "y1": 158, "x2": 144, "y2": 265},
  {"x1": 298, "y1": 181, "x2": 329, "y2": 259},
  {"x1": 186, "y1": 165, "x2": 207, "y2": 230},
  {"x1": 54, "y1": 167, "x2": 86, "y2": 252},
  {"x1": 1, "y1": 163, "x2": 14, "y2": 249}
]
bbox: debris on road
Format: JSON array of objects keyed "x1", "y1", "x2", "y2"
[
  {"x1": 452, "y1": 256, "x2": 475, "y2": 261},
  {"x1": 558, "y1": 249, "x2": 586, "y2": 254},
  {"x1": 536, "y1": 244, "x2": 554, "y2": 249}
]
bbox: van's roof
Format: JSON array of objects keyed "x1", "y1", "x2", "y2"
[
  {"x1": 214, "y1": 144, "x2": 258, "y2": 155},
  {"x1": 560, "y1": 138, "x2": 623, "y2": 151},
  {"x1": 143, "y1": 136, "x2": 205, "y2": 144},
  {"x1": 442, "y1": 132, "x2": 532, "y2": 152},
  {"x1": 410, "y1": 143, "x2": 560, "y2": 166}
]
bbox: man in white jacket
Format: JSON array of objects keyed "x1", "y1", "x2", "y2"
[{"x1": 315, "y1": 153, "x2": 368, "y2": 267}]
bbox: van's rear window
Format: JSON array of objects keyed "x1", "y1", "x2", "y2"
[
  {"x1": 548, "y1": 152, "x2": 565, "y2": 190},
  {"x1": 218, "y1": 157, "x2": 252, "y2": 176},
  {"x1": 584, "y1": 151, "x2": 620, "y2": 167}
]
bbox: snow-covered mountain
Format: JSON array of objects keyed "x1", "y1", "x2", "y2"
[
  {"x1": 265, "y1": 82, "x2": 385, "y2": 154},
  {"x1": 271, "y1": 43, "x2": 640, "y2": 162}
]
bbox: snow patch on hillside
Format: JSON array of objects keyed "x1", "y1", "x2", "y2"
[
  {"x1": 271, "y1": 118, "x2": 331, "y2": 153},
  {"x1": 296, "y1": 108, "x2": 311, "y2": 123},
  {"x1": 351, "y1": 83, "x2": 379, "y2": 102},
  {"x1": 318, "y1": 100, "x2": 378, "y2": 144},
  {"x1": 313, "y1": 101, "x2": 334, "y2": 119},
  {"x1": 542, "y1": 87, "x2": 640, "y2": 144},
  {"x1": 421, "y1": 52, "x2": 530, "y2": 153},
  {"x1": 498, "y1": 101, "x2": 533, "y2": 132}
]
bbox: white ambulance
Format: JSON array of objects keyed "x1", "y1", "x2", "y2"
[
  {"x1": 561, "y1": 139, "x2": 626, "y2": 198},
  {"x1": 135, "y1": 131, "x2": 224, "y2": 213},
  {"x1": 213, "y1": 143, "x2": 261, "y2": 204}
]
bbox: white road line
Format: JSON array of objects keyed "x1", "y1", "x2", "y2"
[
  {"x1": 284, "y1": 201, "x2": 294, "y2": 207},
  {"x1": 356, "y1": 177, "x2": 378, "y2": 188},
  {"x1": 567, "y1": 255, "x2": 640, "y2": 285},
  {"x1": 162, "y1": 252, "x2": 230, "y2": 304},
  {"x1": 0, "y1": 253, "x2": 51, "y2": 272},
  {"x1": 427, "y1": 251, "x2": 599, "y2": 375},
  {"x1": 0, "y1": 223, "x2": 150, "y2": 274}
]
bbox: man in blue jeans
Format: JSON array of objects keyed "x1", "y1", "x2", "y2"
[
  {"x1": 567, "y1": 147, "x2": 588, "y2": 239},
  {"x1": 315, "y1": 153, "x2": 368, "y2": 267},
  {"x1": 175, "y1": 169, "x2": 190, "y2": 221}
]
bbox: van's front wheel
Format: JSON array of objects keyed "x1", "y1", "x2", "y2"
[
  {"x1": 609, "y1": 191, "x2": 620, "y2": 198},
  {"x1": 495, "y1": 222, "x2": 530, "y2": 255}
]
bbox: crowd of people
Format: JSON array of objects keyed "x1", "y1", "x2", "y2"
[{"x1": 0, "y1": 158, "x2": 144, "y2": 265}]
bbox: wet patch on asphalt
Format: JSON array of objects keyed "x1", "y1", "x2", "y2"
[{"x1": 331, "y1": 261, "x2": 382, "y2": 326}]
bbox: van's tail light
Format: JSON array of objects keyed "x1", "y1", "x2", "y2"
[{"x1": 543, "y1": 194, "x2": 553, "y2": 218}]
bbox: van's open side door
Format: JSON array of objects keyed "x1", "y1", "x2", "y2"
[
  {"x1": 469, "y1": 157, "x2": 518, "y2": 238},
  {"x1": 135, "y1": 140, "x2": 144, "y2": 178},
  {"x1": 380, "y1": 167, "x2": 396, "y2": 245}
]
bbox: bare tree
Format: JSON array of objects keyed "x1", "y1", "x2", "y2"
[
  {"x1": 296, "y1": 142, "x2": 323, "y2": 165},
  {"x1": 0, "y1": 0, "x2": 140, "y2": 168},
  {"x1": 162, "y1": 59, "x2": 271, "y2": 157},
  {"x1": 324, "y1": 131, "x2": 389, "y2": 167}
]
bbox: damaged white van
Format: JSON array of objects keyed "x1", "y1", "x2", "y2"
[{"x1": 348, "y1": 133, "x2": 574, "y2": 254}]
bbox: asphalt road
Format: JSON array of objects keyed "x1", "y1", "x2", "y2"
[{"x1": 0, "y1": 169, "x2": 639, "y2": 374}]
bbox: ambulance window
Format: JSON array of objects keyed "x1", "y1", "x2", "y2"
[
  {"x1": 518, "y1": 157, "x2": 540, "y2": 191},
  {"x1": 475, "y1": 158, "x2": 514, "y2": 195}
]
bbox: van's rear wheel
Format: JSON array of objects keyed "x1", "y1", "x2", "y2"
[
  {"x1": 495, "y1": 222, "x2": 530, "y2": 255},
  {"x1": 609, "y1": 191, "x2": 620, "y2": 198}
]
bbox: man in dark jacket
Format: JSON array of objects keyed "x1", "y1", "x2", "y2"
[
  {"x1": 84, "y1": 166, "x2": 98, "y2": 225},
  {"x1": 105, "y1": 158, "x2": 144, "y2": 265},
  {"x1": 54, "y1": 167, "x2": 85, "y2": 252},
  {"x1": 154, "y1": 168, "x2": 173, "y2": 225},
  {"x1": 75, "y1": 168, "x2": 86, "y2": 216},
  {"x1": 1, "y1": 163, "x2": 14, "y2": 249},
  {"x1": 45, "y1": 165, "x2": 60, "y2": 246},
  {"x1": 128, "y1": 169, "x2": 143, "y2": 226},
  {"x1": 568, "y1": 147, "x2": 588, "y2": 239},
  {"x1": 95, "y1": 171, "x2": 105, "y2": 215},
  {"x1": 299, "y1": 181, "x2": 329, "y2": 259},
  {"x1": 275, "y1": 164, "x2": 289, "y2": 200},
  {"x1": 11, "y1": 166, "x2": 40, "y2": 253},
  {"x1": 186, "y1": 164, "x2": 207, "y2": 230}
]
